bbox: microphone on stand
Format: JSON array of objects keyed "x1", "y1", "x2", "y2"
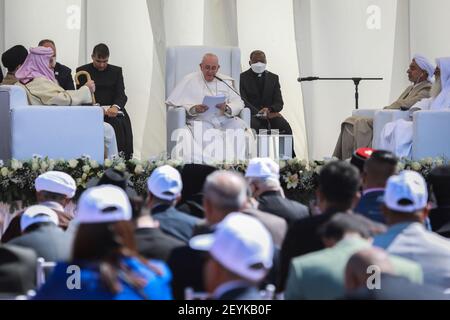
[
  {"x1": 214, "y1": 75, "x2": 272, "y2": 133},
  {"x1": 297, "y1": 76, "x2": 319, "y2": 82}
]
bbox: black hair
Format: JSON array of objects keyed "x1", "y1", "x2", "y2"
[{"x1": 92, "y1": 43, "x2": 110, "y2": 58}]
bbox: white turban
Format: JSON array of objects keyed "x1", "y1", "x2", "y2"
[
  {"x1": 35, "y1": 171, "x2": 76, "y2": 198},
  {"x1": 413, "y1": 54, "x2": 435, "y2": 82},
  {"x1": 430, "y1": 57, "x2": 450, "y2": 110}
]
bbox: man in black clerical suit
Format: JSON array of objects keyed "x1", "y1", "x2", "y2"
[
  {"x1": 77, "y1": 43, "x2": 133, "y2": 159},
  {"x1": 240, "y1": 50, "x2": 293, "y2": 136},
  {"x1": 38, "y1": 39, "x2": 75, "y2": 90}
]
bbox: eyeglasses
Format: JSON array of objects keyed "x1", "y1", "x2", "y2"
[{"x1": 202, "y1": 65, "x2": 218, "y2": 71}]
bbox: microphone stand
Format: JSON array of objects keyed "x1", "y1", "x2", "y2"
[
  {"x1": 214, "y1": 75, "x2": 272, "y2": 133},
  {"x1": 298, "y1": 77, "x2": 383, "y2": 109}
]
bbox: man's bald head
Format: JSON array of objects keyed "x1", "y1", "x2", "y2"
[
  {"x1": 203, "y1": 171, "x2": 247, "y2": 224},
  {"x1": 200, "y1": 53, "x2": 220, "y2": 82},
  {"x1": 345, "y1": 247, "x2": 394, "y2": 291}
]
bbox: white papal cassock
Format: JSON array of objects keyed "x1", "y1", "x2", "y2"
[{"x1": 166, "y1": 71, "x2": 254, "y2": 163}]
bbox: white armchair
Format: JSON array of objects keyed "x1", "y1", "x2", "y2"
[
  {"x1": 353, "y1": 108, "x2": 450, "y2": 159},
  {"x1": 165, "y1": 46, "x2": 250, "y2": 156},
  {"x1": 0, "y1": 85, "x2": 104, "y2": 163},
  {"x1": 352, "y1": 108, "x2": 409, "y2": 148}
]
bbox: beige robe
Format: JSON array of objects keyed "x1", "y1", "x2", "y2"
[
  {"x1": 333, "y1": 80, "x2": 432, "y2": 159},
  {"x1": 0, "y1": 72, "x2": 18, "y2": 85},
  {"x1": 18, "y1": 77, "x2": 92, "y2": 105},
  {"x1": 18, "y1": 77, "x2": 118, "y2": 158}
]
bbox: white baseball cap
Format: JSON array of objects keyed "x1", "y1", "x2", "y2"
[
  {"x1": 245, "y1": 158, "x2": 279, "y2": 180},
  {"x1": 76, "y1": 185, "x2": 132, "y2": 224},
  {"x1": 147, "y1": 165, "x2": 182, "y2": 201},
  {"x1": 384, "y1": 170, "x2": 428, "y2": 213},
  {"x1": 35, "y1": 171, "x2": 76, "y2": 198},
  {"x1": 189, "y1": 212, "x2": 274, "y2": 282},
  {"x1": 20, "y1": 205, "x2": 59, "y2": 232}
]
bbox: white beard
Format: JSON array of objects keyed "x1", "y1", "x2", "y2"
[{"x1": 430, "y1": 74, "x2": 442, "y2": 98}]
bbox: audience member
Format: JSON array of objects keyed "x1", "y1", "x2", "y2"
[
  {"x1": 35, "y1": 185, "x2": 172, "y2": 300},
  {"x1": 374, "y1": 170, "x2": 450, "y2": 292},
  {"x1": 190, "y1": 213, "x2": 273, "y2": 300},
  {"x1": 1, "y1": 45, "x2": 28, "y2": 85},
  {"x1": 245, "y1": 157, "x2": 309, "y2": 224}
]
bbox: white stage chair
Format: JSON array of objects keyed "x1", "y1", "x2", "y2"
[
  {"x1": 165, "y1": 46, "x2": 250, "y2": 158},
  {"x1": 0, "y1": 85, "x2": 104, "y2": 163}
]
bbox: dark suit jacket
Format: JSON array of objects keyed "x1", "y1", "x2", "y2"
[
  {"x1": 76, "y1": 63, "x2": 127, "y2": 109},
  {"x1": 240, "y1": 69, "x2": 284, "y2": 114},
  {"x1": 216, "y1": 285, "x2": 262, "y2": 300},
  {"x1": 152, "y1": 205, "x2": 201, "y2": 243},
  {"x1": 242, "y1": 208, "x2": 287, "y2": 248},
  {"x1": 0, "y1": 68, "x2": 3, "y2": 83},
  {"x1": 354, "y1": 190, "x2": 385, "y2": 223},
  {"x1": 257, "y1": 191, "x2": 309, "y2": 225},
  {"x1": 0, "y1": 244, "x2": 37, "y2": 296},
  {"x1": 168, "y1": 245, "x2": 208, "y2": 300},
  {"x1": 437, "y1": 220, "x2": 450, "y2": 238},
  {"x1": 278, "y1": 208, "x2": 337, "y2": 291},
  {"x1": 134, "y1": 227, "x2": 184, "y2": 262},
  {"x1": 429, "y1": 207, "x2": 450, "y2": 233},
  {"x1": 345, "y1": 273, "x2": 449, "y2": 300},
  {"x1": 8, "y1": 223, "x2": 72, "y2": 262},
  {"x1": 54, "y1": 62, "x2": 75, "y2": 90}
]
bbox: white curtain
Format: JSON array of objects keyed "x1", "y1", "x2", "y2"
[
  {"x1": 238, "y1": 0, "x2": 308, "y2": 159},
  {"x1": 1, "y1": 0, "x2": 447, "y2": 160},
  {"x1": 294, "y1": 0, "x2": 401, "y2": 160}
]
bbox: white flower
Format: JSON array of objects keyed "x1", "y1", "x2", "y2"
[
  {"x1": 47, "y1": 159, "x2": 55, "y2": 170},
  {"x1": 68, "y1": 159, "x2": 78, "y2": 168},
  {"x1": 397, "y1": 162, "x2": 405, "y2": 171},
  {"x1": 30, "y1": 160, "x2": 39, "y2": 171},
  {"x1": 1, "y1": 167, "x2": 8, "y2": 177},
  {"x1": 411, "y1": 162, "x2": 422, "y2": 171},
  {"x1": 11, "y1": 159, "x2": 23, "y2": 170},
  {"x1": 279, "y1": 160, "x2": 287, "y2": 170},
  {"x1": 314, "y1": 165, "x2": 323, "y2": 175},
  {"x1": 284, "y1": 172, "x2": 299, "y2": 189},
  {"x1": 40, "y1": 160, "x2": 49, "y2": 171},
  {"x1": 82, "y1": 165, "x2": 91, "y2": 173},
  {"x1": 420, "y1": 157, "x2": 433, "y2": 166},
  {"x1": 76, "y1": 178, "x2": 83, "y2": 186},
  {"x1": 104, "y1": 159, "x2": 113, "y2": 168},
  {"x1": 114, "y1": 163, "x2": 126, "y2": 172},
  {"x1": 134, "y1": 164, "x2": 144, "y2": 175},
  {"x1": 89, "y1": 160, "x2": 99, "y2": 169},
  {"x1": 82, "y1": 173, "x2": 87, "y2": 181},
  {"x1": 97, "y1": 171, "x2": 104, "y2": 178},
  {"x1": 300, "y1": 159, "x2": 308, "y2": 167}
]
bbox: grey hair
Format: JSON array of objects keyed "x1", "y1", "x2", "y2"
[
  {"x1": 249, "y1": 176, "x2": 281, "y2": 189},
  {"x1": 203, "y1": 170, "x2": 247, "y2": 213}
]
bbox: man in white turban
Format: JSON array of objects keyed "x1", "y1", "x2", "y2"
[
  {"x1": 379, "y1": 57, "x2": 450, "y2": 158},
  {"x1": 333, "y1": 55, "x2": 434, "y2": 160},
  {"x1": 1, "y1": 171, "x2": 77, "y2": 243},
  {"x1": 166, "y1": 53, "x2": 254, "y2": 163}
]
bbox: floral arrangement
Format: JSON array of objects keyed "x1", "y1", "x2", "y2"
[{"x1": 0, "y1": 155, "x2": 447, "y2": 210}]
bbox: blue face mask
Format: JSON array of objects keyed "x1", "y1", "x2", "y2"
[{"x1": 251, "y1": 62, "x2": 266, "y2": 74}]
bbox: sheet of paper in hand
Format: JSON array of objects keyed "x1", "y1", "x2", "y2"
[{"x1": 202, "y1": 95, "x2": 226, "y2": 117}]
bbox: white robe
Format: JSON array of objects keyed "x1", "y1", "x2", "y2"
[
  {"x1": 380, "y1": 92, "x2": 450, "y2": 158},
  {"x1": 166, "y1": 71, "x2": 254, "y2": 163}
]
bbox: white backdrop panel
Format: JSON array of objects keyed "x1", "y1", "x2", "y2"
[
  {"x1": 237, "y1": 0, "x2": 308, "y2": 159},
  {"x1": 295, "y1": 0, "x2": 398, "y2": 160}
]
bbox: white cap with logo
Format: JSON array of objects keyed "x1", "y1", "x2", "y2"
[
  {"x1": 35, "y1": 171, "x2": 76, "y2": 198},
  {"x1": 384, "y1": 170, "x2": 428, "y2": 213},
  {"x1": 245, "y1": 158, "x2": 279, "y2": 180},
  {"x1": 147, "y1": 165, "x2": 182, "y2": 201},
  {"x1": 76, "y1": 185, "x2": 132, "y2": 224},
  {"x1": 189, "y1": 212, "x2": 274, "y2": 282},
  {"x1": 21, "y1": 205, "x2": 59, "y2": 232}
]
